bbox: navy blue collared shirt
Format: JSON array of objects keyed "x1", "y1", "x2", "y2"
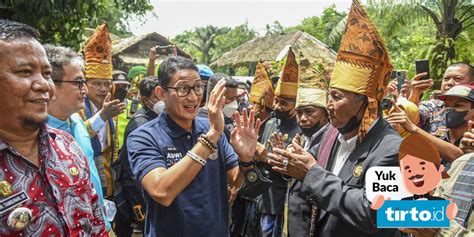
[{"x1": 127, "y1": 111, "x2": 238, "y2": 236}]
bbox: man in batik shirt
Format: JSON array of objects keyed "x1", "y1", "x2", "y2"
[{"x1": 0, "y1": 19, "x2": 106, "y2": 236}]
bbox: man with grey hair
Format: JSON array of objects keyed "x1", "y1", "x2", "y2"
[{"x1": 44, "y1": 44, "x2": 110, "y2": 230}]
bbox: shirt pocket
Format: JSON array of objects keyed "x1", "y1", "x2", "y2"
[{"x1": 45, "y1": 163, "x2": 92, "y2": 198}]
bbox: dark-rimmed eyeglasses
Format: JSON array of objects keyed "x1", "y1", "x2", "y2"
[
  {"x1": 166, "y1": 84, "x2": 204, "y2": 97},
  {"x1": 52, "y1": 79, "x2": 87, "y2": 90}
]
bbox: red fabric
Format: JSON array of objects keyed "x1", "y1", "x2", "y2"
[
  {"x1": 317, "y1": 126, "x2": 339, "y2": 170},
  {"x1": 0, "y1": 125, "x2": 107, "y2": 236}
]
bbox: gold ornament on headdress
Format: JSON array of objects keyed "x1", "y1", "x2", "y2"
[
  {"x1": 84, "y1": 23, "x2": 113, "y2": 80},
  {"x1": 330, "y1": 0, "x2": 393, "y2": 141},
  {"x1": 250, "y1": 62, "x2": 275, "y2": 109},
  {"x1": 296, "y1": 53, "x2": 328, "y2": 109},
  {"x1": 275, "y1": 47, "x2": 298, "y2": 99},
  {"x1": 130, "y1": 74, "x2": 144, "y2": 95}
]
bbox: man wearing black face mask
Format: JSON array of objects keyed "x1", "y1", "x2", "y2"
[
  {"x1": 296, "y1": 105, "x2": 328, "y2": 148},
  {"x1": 284, "y1": 55, "x2": 331, "y2": 236},
  {"x1": 439, "y1": 85, "x2": 474, "y2": 147},
  {"x1": 402, "y1": 63, "x2": 474, "y2": 162},
  {"x1": 387, "y1": 84, "x2": 469, "y2": 164},
  {"x1": 293, "y1": 56, "x2": 329, "y2": 151},
  {"x1": 266, "y1": 2, "x2": 402, "y2": 236},
  {"x1": 231, "y1": 62, "x2": 276, "y2": 237},
  {"x1": 252, "y1": 48, "x2": 301, "y2": 237}
]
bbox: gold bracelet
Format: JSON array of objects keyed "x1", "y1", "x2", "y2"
[
  {"x1": 198, "y1": 135, "x2": 217, "y2": 153},
  {"x1": 200, "y1": 134, "x2": 217, "y2": 149}
]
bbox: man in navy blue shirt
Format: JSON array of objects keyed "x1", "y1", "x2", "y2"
[{"x1": 127, "y1": 56, "x2": 261, "y2": 236}]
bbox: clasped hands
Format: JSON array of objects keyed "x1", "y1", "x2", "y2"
[
  {"x1": 207, "y1": 81, "x2": 316, "y2": 178},
  {"x1": 264, "y1": 133, "x2": 317, "y2": 180}
]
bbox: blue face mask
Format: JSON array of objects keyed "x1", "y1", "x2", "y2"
[{"x1": 445, "y1": 108, "x2": 468, "y2": 128}]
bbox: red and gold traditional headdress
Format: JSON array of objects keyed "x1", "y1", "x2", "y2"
[
  {"x1": 330, "y1": 0, "x2": 393, "y2": 140},
  {"x1": 275, "y1": 47, "x2": 298, "y2": 99},
  {"x1": 250, "y1": 62, "x2": 275, "y2": 109},
  {"x1": 84, "y1": 23, "x2": 113, "y2": 80}
]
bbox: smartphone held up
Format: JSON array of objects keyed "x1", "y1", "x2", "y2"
[
  {"x1": 155, "y1": 45, "x2": 176, "y2": 56},
  {"x1": 415, "y1": 59, "x2": 430, "y2": 80},
  {"x1": 390, "y1": 70, "x2": 407, "y2": 94},
  {"x1": 397, "y1": 70, "x2": 407, "y2": 93}
]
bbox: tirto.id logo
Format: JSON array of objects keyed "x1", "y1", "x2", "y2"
[{"x1": 377, "y1": 200, "x2": 450, "y2": 228}]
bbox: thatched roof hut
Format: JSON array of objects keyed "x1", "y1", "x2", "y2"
[
  {"x1": 112, "y1": 32, "x2": 192, "y2": 72},
  {"x1": 211, "y1": 31, "x2": 336, "y2": 70}
]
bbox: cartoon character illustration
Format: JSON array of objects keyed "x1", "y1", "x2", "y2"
[{"x1": 371, "y1": 134, "x2": 457, "y2": 220}]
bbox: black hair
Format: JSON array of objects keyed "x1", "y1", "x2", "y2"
[
  {"x1": 44, "y1": 44, "x2": 84, "y2": 83},
  {"x1": 206, "y1": 72, "x2": 238, "y2": 99},
  {"x1": 0, "y1": 19, "x2": 40, "y2": 41},
  {"x1": 157, "y1": 56, "x2": 198, "y2": 87},
  {"x1": 449, "y1": 62, "x2": 474, "y2": 81},
  {"x1": 271, "y1": 76, "x2": 279, "y2": 88},
  {"x1": 0, "y1": 19, "x2": 40, "y2": 59},
  {"x1": 139, "y1": 76, "x2": 160, "y2": 98}
]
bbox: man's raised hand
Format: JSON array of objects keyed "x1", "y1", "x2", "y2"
[{"x1": 230, "y1": 108, "x2": 261, "y2": 162}]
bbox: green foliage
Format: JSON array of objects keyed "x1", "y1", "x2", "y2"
[
  {"x1": 169, "y1": 0, "x2": 473, "y2": 83},
  {"x1": 371, "y1": 15, "x2": 438, "y2": 80},
  {"x1": 286, "y1": 17, "x2": 323, "y2": 39},
  {"x1": 172, "y1": 22, "x2": 256, "y2": 65},
  {"x1": 188, "y1": 25, "x2": 230, "y2": 65},
  {"x1": 211, "y1": 21, "x2": 257, "y2": 62},
  {"x1": 234, "y1": 67, "x2": 250, "y2": 76},
  {"x1": 172, "y1": 30, "x2": 203, "y2": 63},
  {"x1": 286, "y1": 5, "x2": 347, "y2": 51},
  {"x1": 1, "y1": 0, "x2": 153, "y2": 49},
  {"x1": 455, "y1": 27, "x2": 474, "y2": 64},
  {"x1": 265, "y1": 21, "x2": 285, "y2": 36},
  {"x1": 365, "y1": 0, "x2": 473, "y2": 89}
]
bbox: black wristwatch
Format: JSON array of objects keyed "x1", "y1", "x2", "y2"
[{"x1": 239, "y1": 160, "x2": 255, "y2": 167}]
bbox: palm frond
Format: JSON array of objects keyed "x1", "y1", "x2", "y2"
[
  {"x1": 366, "y1": 0, "x2": 429, "y2": 37},
  {"x1": 327, "y1": 15, "x2": 347, "y2": 45},
  {"x1": 419, "y1": 4, "x2": 444, "y2": 34}
]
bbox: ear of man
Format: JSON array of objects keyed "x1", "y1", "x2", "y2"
[{"x1": 155, "y1": 86, "x2": 166, "y2": 102}]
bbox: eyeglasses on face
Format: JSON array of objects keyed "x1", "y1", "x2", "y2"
[
  {"x1": 166, "y1": 84, "x2": 205, "y2": 97},
  {"x1": 52, "y1": 79, "x2": 87, "y2": 90},
  {"x1": 88, "y1": 80, "x2": 113, "y2": 89}
]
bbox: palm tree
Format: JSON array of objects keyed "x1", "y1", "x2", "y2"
[
  {"x1": 190, "y1": 25, "x2": 229, "y2": 64},
  {"x1": 327, "y1": 0, "x2": 473, "y2": 83}
]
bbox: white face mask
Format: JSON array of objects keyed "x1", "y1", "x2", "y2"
[
  {"x1": 223, "y1": 100, "x2": 238, "y2": 118},
  {"x1": 152, "y1": 100, "x2": 165, "y2": 115}
]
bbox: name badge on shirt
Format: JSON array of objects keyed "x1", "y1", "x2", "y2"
[
  {"x1": 165, "y1": 147, "x2": 182, "y2": 167},
  {"x1": 0, "y1": 191, "x2": 29, "y2": 215}
]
